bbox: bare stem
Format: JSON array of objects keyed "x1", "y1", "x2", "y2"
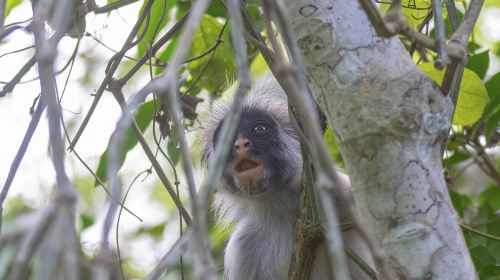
[
  {"x1": 431, "y1": 0, "x2": 450, "y2": 69},
  {"x1": 0, "y1": 99, "x2": 45, "y2": 211}
]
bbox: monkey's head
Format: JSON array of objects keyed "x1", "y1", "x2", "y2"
[{"x1": 201, "y1": 79, "x2": 302, "y2": 196}]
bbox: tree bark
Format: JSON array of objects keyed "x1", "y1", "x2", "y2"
[{"x1": 284, "y1": 0, "x2": 476, "y2": 279}]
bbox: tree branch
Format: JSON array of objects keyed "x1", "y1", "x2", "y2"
[
  {"x1": 0, "y1": 55, "x2": 36, "y2": 97},
  {"x1": 358, "y1": 0, "x2": 467, "y2": 63},
  {"x1": 110, "y1": 87, "x2": 192, "y2": 225},
  {"x1": 97, "y1": 0, "x2": 218, "y2": 279},
  {"x1": 94, "y1": 0, "x2": 140, "y2": 14},
  {"x1": 27, "y1": 0, "x2": 80, "y2": 279},
  {"x1": 68, "y1": 0, "x2": 155, "y2": 151},
  {"x1": 0, "y1": 98, "x2": 45, "y2": 216},
  {"x1": 431, "y1": 0, "x2": 450, "y2": 69}
]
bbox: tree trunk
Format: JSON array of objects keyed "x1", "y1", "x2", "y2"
[{"x1": 284, "y1": 0, "x2": 476, "y2": 279}]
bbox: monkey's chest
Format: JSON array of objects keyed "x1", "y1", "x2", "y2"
[{"x1": 225, "y1": 226, "x2": 294, "y2": 280}]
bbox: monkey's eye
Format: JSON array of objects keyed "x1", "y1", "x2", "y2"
[{"x1": 252, "y1": 123, "x2": 268, "y2": 135}]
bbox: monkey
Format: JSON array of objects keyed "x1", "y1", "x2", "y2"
[{"x1": 200, "y1": 77, "x2": 374, "y2": 280}]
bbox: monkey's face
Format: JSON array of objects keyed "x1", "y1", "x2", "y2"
[{"x1": 212, "y1": 109, "x2": 300, "y2": 195}]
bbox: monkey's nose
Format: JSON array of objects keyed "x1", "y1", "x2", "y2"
[{"x1": 234, "y1": 137, "x2": 250, "y2": 153}]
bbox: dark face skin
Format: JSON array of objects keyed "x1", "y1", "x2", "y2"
[{"x1": 213, "y1": 109, "x2": 291, "y2": 195}]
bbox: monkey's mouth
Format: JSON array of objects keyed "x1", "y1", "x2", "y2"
[
  {"x1": 232, "y1": 157, "x2": 263, "y2": 190},
  {"x1": 235, "y1": 158, "x2": 261, "y2": 173}
]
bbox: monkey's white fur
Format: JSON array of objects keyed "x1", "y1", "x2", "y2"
[{"x1": 200, "y1": 77, "x2": 374, "y2": 280}]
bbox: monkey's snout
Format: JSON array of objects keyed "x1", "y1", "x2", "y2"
[
  {"x1": 232, "y1": 135, "x2": 262, "y2": 174},
  {"x1": 234, "y1": 136, "x2": 250, "y2": 152}
]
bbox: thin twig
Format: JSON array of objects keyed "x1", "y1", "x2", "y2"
[
  {"x1": 101, "y1": 0, "x2": 216, "y2": 278},
  {"x1": 68, "y1": 0, "x2": 155, "y2": 151},
  {"x1": 467, "y1": 141, "x2": 500, "y2": 186},
  {"x1": 431, "y1": 0, "x2": 450, "y2": 68},
  {"x1": 32, "y1": 0, "x2": 78, "y2": 201},
  {"x1": 87, "y1": 32, "x2": 165, "y2": 66},
  {"x1": 155, "y1": 0, "x2": 216, "y2": 277},
  {"x1": 0, "y1": 23, "x2": 27, "y2": 41},
  {"x1": 144, "y1": 229, "x2": 193, "y2": 280},
  {"x1": 445, "y1": 0, "x2": 460, "y2": 31},
  {"x1": 8, "y1": 204, "x2": 57, "y2": 280},
  {"x1": 0, "y1": 99, "x2": 45, "y2": 212},
  {"x1": 111, "y1": 88, "x2": 192, "y2": 224},
  {"x1": 344, "y1": 247, "x2": 378, "y2": 280},
  {"x1": 58, "y1": 100, "x2": 143, "y2": 222},
  {"x1": 94, "y1": 0, "x2": 140, "y2": 14},
  {"x1": 0, "y1": 0, "x2": 5, "y2": 28},
  {"x1": 150, "y1": 96, "x2": 185, "y2": 277},
  {"x1": 358, "y1": 0, "x2": 466, "y2": 61},
  {"x1": 358, "y1": 0, "x2": 398, "y2": 36},
  {"x1": 0, "y1": 55, "x2": 36, "y2": 97},
  {"x1": 29, "y1": 0, "x2": 80, "y2": 279},
  {"x1": 461, "y1": 223, "x2": 500, "y2": 242},
  {"x1": 449, "y1": 0, "x2": 484, "y2": 47},
  {"x1": 118, "y1": 11, "x2": 189, "y2": 84},
  {"x1": 199, "y1": 0, "x2": 252, "y2": 205},
  {"x1": 440, "y1": 0, "x2": 483, "y2": 156},
  {"x1": 0, "y1": 45, "x2": 34, "y2": 59},
  {"x1": 116, "y1": 171, "x2": 149, "y2": 280},
  {"x1": 95, "y1": 80, "x2": 158, "y2": 280}
]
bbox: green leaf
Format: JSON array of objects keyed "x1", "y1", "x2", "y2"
[
  {"x1": 206, "y1": 0, "x2": 226, "y2": 17},
  {"x1": 379, "y1": 0, "x2": 431, "y2": 29},
  {"x1": 134, "y1": 224, "x2": 166, "y2": 240},
  {"x1": 484, "y1": 0, "x2": 500, "y2": 8},
  {"x1": 470, "y1": 246, "x2": 496, "y2": 267},
  {"x1": 470, "y1": 204, "x2": 500, "y2": 246},
  {"x1": 80, "y1": 213, "x2": 94, "y2": 230},
  {"x1": 468, "y1": 42, "x2": 482, "y2": 53},
  {"x1": 94, "y1": 100, "x2": 156, "y2": 185},
  {"x1": 420, "y1": 63, "x2": 489, "y2": 125},
  {"x1": 486, "y1": 72, "x2": 500, "y2": 101},
  {"x1": 246, "y1": 4, "x2": 263, "y2": 33},
  {"x1": 136, "y1": 0, "x2": 177, "y2": 58},
  {"x1": 485, "y1": 109, "x2": 500, "y2": 144},
  {"x1": 471, "y1": 73, "x2": 500, "y2": 144},
  {"x1": 479, "y1": 264, "x2": 500, "y2": 279},
  {"x1": 470, "y1": 245, "x2": 500, "y2": 277},
  {"x1": 452, "y1": 71, "x2": 489, "y2": 125},
  {"x1": 187, "y1": 14, "x2": 236, "y2": 93},
  {"x1": 167, "y1": 127, "x2": 180, "y2": 165},
  {"x1": 324, "y1": 124, "x2": 344, "y2": 167},
  {"x1": 450, "y1": 191, "x2": 472, "y2": 217},
  {"x1": 5, "y1": 0, "x2": 23, "y2": 18},
  {"x1": 156, "y1": 36, "x2": 179, "y2": 75},
  {"x1": 489, "y1": 243, "x2": 500, "y2": 264},
  {"x1": 466, "y1": 50, "x2": 490, "y2": 80},
  {"x1": 67, "y1": 18, "x2": 86, "y2": 39},
  {"x1": 177, "y1": 1, "x2": 191, "y2": 19},
  {"x1": 443, "y1": 150, "x2": 470, "y2": 167},
  {"x1": 250, "y1": 54, "x2": 268, "y2": 77},
  {"x1": 478, "y1": 187, "x2": 500, "y2": 210}
]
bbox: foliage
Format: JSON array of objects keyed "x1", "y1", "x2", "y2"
[{"x1": 420, "y1": 63, "x2": 489, "y2": 126}]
